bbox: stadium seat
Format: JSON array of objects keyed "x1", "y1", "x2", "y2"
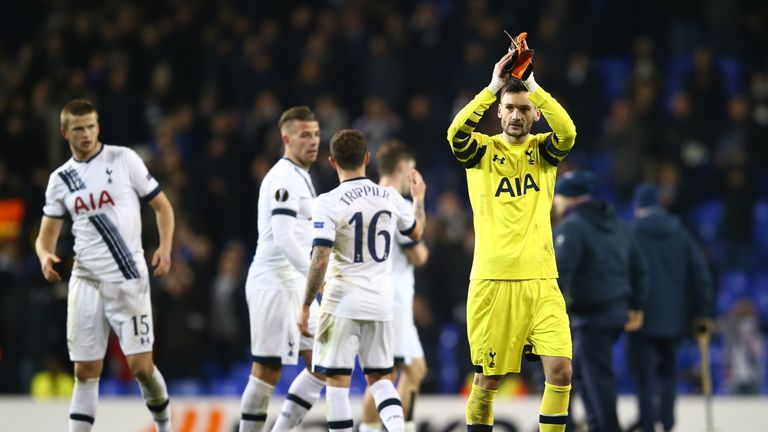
[
  {"x1": 169, "y1": 378, "x2": 205, "y2": 396},
  {"x1": 753, "y1": 273, "x2": 768, "y2": 324},
  {"x1": 688, "y1": 200, "x2": 724, "y2": 247},
  {"x1": 438, "y1": 324, "x2": 461, "y2": 393},
  {"x1": 718, "y1": 57, "x2": 744, "y2": 96},
  {"x1": 597, "y1": 57, "x2": 632, "y2": 103},
  {"x1": 753, "y1": 200, "x2": 768, "y2": 267},
  {"x1": 716, "y1": 271, "x2": 751, "y2": 315},
  {"x1": 99, "y1": 377, "x2": 126, "y2": 396},
  {"x1": 208, "y1": 377, "x2": 245, "y2": 396}
]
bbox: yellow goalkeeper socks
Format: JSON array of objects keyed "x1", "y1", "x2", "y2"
[
  {"x1": 539, "y1": 382, "x2": 570, "y2": 431},
  {"x1": 466, "y1": 384, "x2": 497, "y2": 431}
]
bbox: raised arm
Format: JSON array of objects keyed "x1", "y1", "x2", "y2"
[
  {"x1": 403, "y1": 242, "x2": 429, "y2": 268},
  {"x1": 406, "y1": 169, "x2": 427, "y2": 241},
  {"x1": 526, "y1": 74, "x2": 577, "y2": 165},
  {"x1": 446, "y1": 52, "x2": 517, "y2": 169},
  {"x1": 35, "y1": 216, "x2": 65, "y2": 282},
  {"x1": 148, "y1": 191, "x2": 174, "y2": 276}
]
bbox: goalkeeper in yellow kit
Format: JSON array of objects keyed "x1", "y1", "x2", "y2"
[{"x1": 447, "y1": 34, "x2": 576, "y2": 432}]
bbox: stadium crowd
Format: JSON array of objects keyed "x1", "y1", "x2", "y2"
[{"x1": 0, "y1": 0, "x2": 767, "y2": 397}]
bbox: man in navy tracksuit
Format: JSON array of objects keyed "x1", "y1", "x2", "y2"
[
  {"x1": 553, "y1": 171, "x2": 648, "y2": 432},
  {"x1": 627, "y1": 184, "x2": 714, "y2": 432}
]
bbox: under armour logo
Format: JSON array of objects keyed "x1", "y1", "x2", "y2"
[
  {"x1": 106, "y1": 168, "x2": 113, "y2": 184},
  {"x1": 492, "y1": 155, "x2": 506, "y2": 165},
  {"x1": 525, "y1": 150, "x2": 535, "y2": 165},
  {"x1": 489, "y1": 350, "x2": 497, "y2": 368},
  {"x1": 140, "y1": 337, "x2": 149, "y2": 345}
]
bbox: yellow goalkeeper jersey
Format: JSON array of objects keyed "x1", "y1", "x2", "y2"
[{"x1": 447, "y1": 86, "x2": 576, "y2": 280}]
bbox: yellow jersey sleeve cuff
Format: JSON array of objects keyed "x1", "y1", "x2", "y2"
[
  {"x1": 480, "y1": 87, "x2": 498, "y2": 103},
  {"x1": 527, "y1": 86, "x2": 549, "y2": 107}
]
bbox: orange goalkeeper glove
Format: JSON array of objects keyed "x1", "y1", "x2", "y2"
[{"x1": 503, "y1": 31, "x2": 534, "y2": 80}]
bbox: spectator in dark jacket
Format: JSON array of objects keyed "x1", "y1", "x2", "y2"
[
  {"x1": 553, "y1": 171, "x2": 648, "y2": 432},
  {"x1": 627, "y1": 183, "x2": 714, "y2": 432}
]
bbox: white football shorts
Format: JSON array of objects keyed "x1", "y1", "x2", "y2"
[
  {"x1": 67, "y1": 275, "x2": 154, "y2": 361},
  {"x1": 246, "y1": 276, "x2": 319, "y2": 365},
  {"x1": 393, "y1": 305, "x2": 424, "y2": 365},
  {"x1": 312, "y1": 312, "x2": 394, "y2": 376}
]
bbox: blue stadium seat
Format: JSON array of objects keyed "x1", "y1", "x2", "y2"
[
  {"x1": 597, "y1": 57, "x2": 631, "y2": 103},
  {"x1": 438, "y1": 324, "x2": 461, "y2": 393},
  {"x1": 99, "y1": 377, "x2": 126, "y2": 395},
  {"x1": 753, "y1": 273, "x2": 768, "y2": 324},
  {"x1": 753, "y1": 200, "x2": 768, "y2": 267},
  {"x1": 169, "y1": 378, "x2": 205, "y2": 396},
  {"x1": 689, "y1": 200, "x2": 724, "y2": 247},
  {"x1": 209, "y1": 377, "x2": 245, "y2": 396},
  {"x1": 718, "y1": 57, "x2": 744, "y2": 96},
  {"x1": 716, "y1": 271, "x2": 751, "y2": 315}
]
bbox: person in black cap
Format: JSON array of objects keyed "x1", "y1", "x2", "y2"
[
  {"x1": 552, "y1": 171, "x2": 648, "y2": 432},
  {"x1": 626, "y1": 183, "x2": 714, "y2": 432}
]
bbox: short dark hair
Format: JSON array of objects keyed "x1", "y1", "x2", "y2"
[
  {"x1": 501, "y1": 78, "x2": 528, "y2": 96},
  {"x1": 278, "y1": 106, "x2": 316, "y2": 129},
  {"x1": 377, "y1": 140, "x2": 414, "y2": 175},
  {"x1": 330, "y1": 129, "x2": 367, "y2": 170},
  {"x1": 60, "y1": 99, "x2": 97, "y2": 128}
]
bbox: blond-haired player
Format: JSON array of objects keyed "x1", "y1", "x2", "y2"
[{"x1": 36, "y1": 99, "x2": 175, "y2": 432}]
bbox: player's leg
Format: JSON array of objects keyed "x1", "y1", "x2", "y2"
[
  {"x1": 398, "y1": 357, "x2": 427, "y2": 432},
  {"x1": 271, "y1": 299, "x2": 325, "y2": 432},
  {"x1": 125, "y1": 352, "x2": 171, "y2": 432},
  {"x1": 67, "y1": 276, "x2": 110, "y2": 432},
  {"x1": 468, "y1": 373, "x2": 502, "y2": 432},
  {"x1": 466, "y1": 280, "x2": 525, "y2": 431},
  {"x1": 108, "y1": 277, "x2": 171, "y2": 432},
  {"x1": 270, "y1": 348, "x2": 326, "y2": 432},
  {"x1": 360, "y1": 369, "x2": 397, "y2": 432},
  {"x1": 528, "y1": 280, "x2": 573, "y2": 432},
  {"x1": 71, "y1": 360, "x2": 103, "y2": 432},
  {"x1": 540, "y1": 356, "x2": 572, "y2": 432},
  {"x1": 241, "y1": 286, "x2": 298, "y2": 432},
  {"x1": 360, "y1": 319, "x2": 404, "y2": 432},
  {"x1": 313, "y1": 313, "x2": 358, "y2": 432}
]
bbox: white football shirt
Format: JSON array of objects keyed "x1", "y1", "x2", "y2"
[
  {"x1": 392, "y1": 231, "x2": 418, "y2": 311},
  {"x1": 42, "y1": 144, "x2": 160, "y2": 282},
  {"x1": 249, "y1": 158, "x2": 316, "y2": 285},
  {"x1": 312, "y1": 177, "x2": 416, "y2": 321}
]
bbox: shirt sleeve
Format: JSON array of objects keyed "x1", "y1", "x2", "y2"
[
  {"x1": 311, "y1": 196, "x2": 336, "y2": 248},
  {"x1": 125, "y1": 148, "x2": 161, "y2": 202},
  {"x1": 396, "y1": 231, "x2": 418, "y2": 248},
  {"x1": 393, "y1": 190, "x2": 416, "y2": 235},
  {"x1": 42, "y1": 173, "x2": 67, "y2": 218},
  {"x1": 446, "y1": 88, "x2": 495, "y2": 169},
  {"x1": 529, "y1": 87, "x2": 577, "y2": 166},
  {"x1": 269, "y1": 175, "x2": 302, "y2": 217}
]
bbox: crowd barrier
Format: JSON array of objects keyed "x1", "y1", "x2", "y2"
[{"x1": 0, "y1": 395, "x2": 764, "y2": 431}]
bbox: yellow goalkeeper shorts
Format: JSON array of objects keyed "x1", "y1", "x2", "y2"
[{"x1": 467, "y1": 278, "x2": 572, "y2": 375}]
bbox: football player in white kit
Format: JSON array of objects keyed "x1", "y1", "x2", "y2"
[
  {"x1": 239, "y1": 106, "x2": 325, "y2": 432},
  {"x1": 297, "y1": 129, "x2": 426, "y2": 432},
  {"x1": 34, "y1": 99, "x2": 175, "y2": 432},
  {"x1": 359, "y1": 141, "x2": 429, "y2": 432}
]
